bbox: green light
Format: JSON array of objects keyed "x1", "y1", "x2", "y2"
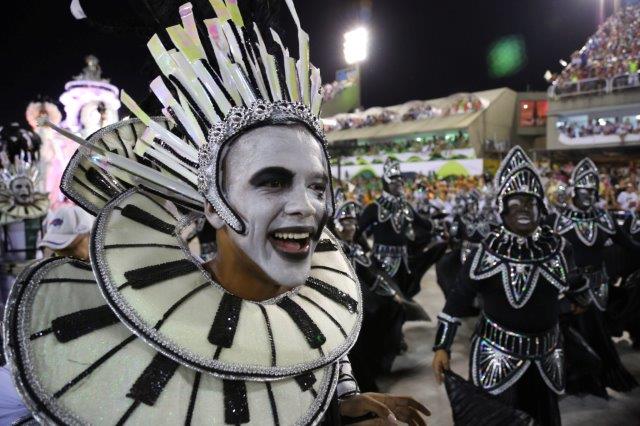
[{"x1": 487, "y1": 35, "x2": 526, "y2": 78}]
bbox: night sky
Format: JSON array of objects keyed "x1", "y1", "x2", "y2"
[{"x1": 0, "y1": 0, "x2": 611, "y2": 125}]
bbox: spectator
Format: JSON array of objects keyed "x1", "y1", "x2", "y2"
[{"x1": 617, "y1": 182, "x2": 639, "y2": 210}]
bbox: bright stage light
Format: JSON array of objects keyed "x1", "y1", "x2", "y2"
[{"x1": 343, "y1": 27, "x2": 369, "y2": 65}]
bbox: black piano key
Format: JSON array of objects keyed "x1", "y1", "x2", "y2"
[
  {"x1": 208, "y1": 293, "x2": 242, "y2": 348},
  {"x1": 51, "y1": 305, "x2": 119, "y2": 343},
  {"x1": 305, "y1": 277, "x2": 358, "y2": 313},
  {"x1": 120, "y1": 204, "x2": 175, "y2": 235},
  {"x1": 123, "y1": 259, "x2": 198, "y2": 289},
  {"x1": 277, "y1": 298, "x2": 326, "y2": 349},
  {"x1": 127, "y1": 353, "x2": 180, "y2": 406}
]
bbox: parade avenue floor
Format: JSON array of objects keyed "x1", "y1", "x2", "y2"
[{"x1": 380, "y1": 270, "x2": 640, "y2": 426}]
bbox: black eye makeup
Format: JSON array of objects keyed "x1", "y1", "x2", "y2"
[{"x1": 249, "y1": 167, "x2": 294, "y2": 189}]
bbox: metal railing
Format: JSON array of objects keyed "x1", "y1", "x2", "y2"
[{"x1": 549, "y1": 72, "x2": 640, "y2": 98}]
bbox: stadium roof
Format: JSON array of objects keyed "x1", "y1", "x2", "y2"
[{"x1": 325, "y1": 88, "x2": 508, "y2": 143}]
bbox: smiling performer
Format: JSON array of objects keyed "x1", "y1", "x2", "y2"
[
  {"x1": 546, "y1": 158, "x2": 639, "y2": 396},
  {"x1": 432, "y1": 146, "x2": 586, "y2": 426},
  {"x1": 4, "y1": 2, "x2": 430, "y2": 425},
  {"x1": 0, "y1": 152, "x2": 49, "y2": 305}
]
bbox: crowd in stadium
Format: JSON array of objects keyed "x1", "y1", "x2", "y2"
[
  {"x1": 558, "y1": 117, "x2": 640, "y2": 138},
  {"x1": 553, "y1": 4, "x2": 640, "y2": 87},
  {"x1": 340, "y1": 160, "x2": 640, "y2": 212},
  {"x1": 323, "y1": 94, "x2": 483, "y2": 133}
]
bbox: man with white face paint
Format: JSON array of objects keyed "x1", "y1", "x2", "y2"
[
  {"x1": 6, "y1": 2, "x2": 430, "y2": 424},
  {"x1": 432, "y1": 146, "x2": 587, "y2": 426},
  {"x1": 546, "y1": 157, "x2": 640, "y2": 397},
  {"x1": 204, "y1": 125, "x2": 329, "y2": 297}
]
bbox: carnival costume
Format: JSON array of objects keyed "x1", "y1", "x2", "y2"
[
  {"x1": 331, "y1": 190, "x2": 407, "y2": 392},
  {"x1": 0, "y1": 149, "x2": 49, "y2": 306},
  {"x1": 357, "y1": 159, "x2": 439, "y2": 298},
  {"x1": 547, "y1": 158, "x2": 639, "y2": 395},
  {"x1": 433, "y1": 146, "x2": 583, "y2": 426},
  {"x1": 436, "y1": 190, "x2": 492, "y2": 303},
  {"x1": 4, "y1": 2, "x2": 364, "y2": 424}
]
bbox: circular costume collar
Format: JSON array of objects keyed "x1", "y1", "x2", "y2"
[
  {"x1": 5, "y1": 257, "x2": 338, "y2": 425},
  {"x1": 0, "y1": 194, "x2": 49, "y2": 224},
  {"x1": 90, "y1": 188, "x2": 362, "y2": 380}
]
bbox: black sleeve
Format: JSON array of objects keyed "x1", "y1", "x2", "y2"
[
  {"x1": 612, "y1": 220, "x2": 640, "y2": 251},
  {"x1": 433, "y1": 252, "x2": 479, "y2": 352},
  {"x1": 411, "y1": 206, "x2": 433, "y2": 233},
  {"x1": 356, "y1": 203, "x2": 378, "y2": 239},
  {"x1": 542, "y1": 212, "x2": 557, "y2": 229},
  {"x1": 561, "y1": 240, "x2": 590, "y2": 308},
  {"x1": 442, "y1": 253, "x2": 479, "y2": 318}
]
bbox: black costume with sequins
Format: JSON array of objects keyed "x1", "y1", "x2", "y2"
[
  {"x1": 338, "y1": 240, "x2": 405, "y2": 392},
  {"x1": 434, "y1": 225, "x2": 582, "y2": 426},
  {"x1": 357, "y1": 192, "x2": 436, "y2": 298},
  {"x1": 435, "y1": 212, "x2": 492, "y2": 300},
  {"x1": 547, "y1": 206, "x2": 640, "y2": 395}
]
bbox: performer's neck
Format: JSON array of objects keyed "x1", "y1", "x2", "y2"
[{"x1": 203, "y1": 228, "x2": 289, "y2": 302}]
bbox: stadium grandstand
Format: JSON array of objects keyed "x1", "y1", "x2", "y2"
[
  {"x1": 545, "y1": 3, "x2": 640, "y2": 160},
  {"x1": 322, "y1": 88, "x2": 547, "y2": 180}
]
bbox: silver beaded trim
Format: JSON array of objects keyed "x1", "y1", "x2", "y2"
[
  {"x1": 469, "y1": 238, "x2": 569, "y2": 309},
  {"x1": 554, "y1": 206, "x2": 616, "y2": 247},
  {"x1": 3, "y1": 257, "x2": 86, "y2": 425},
  {"x1": 60, "y1": 117, "x2": 168, "y2": 216},
  {"x1": 198, "y1": 100, "x2": 329, "y2": 234},
  {"x1": 4, "y1": 257, "x2": 341, "y2": 425},
  {"x1": 470, "y1": 335, "x2": 532, "y2": 395}
]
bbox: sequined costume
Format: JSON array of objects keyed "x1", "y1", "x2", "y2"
[
  {"x1": 0, "y1": 150, "x2": 49, "y2": 306},
  {"x1": 433, "y1": 146, "x2": 584, "y2": 426},
  {"x1": 357, "y1": 160, "x2": 438, "y2": 298},
  {"x1": 4, "y1": 2, "x2": 364, "y2": 424},
  {"x1": 436, "y1": 190, "x2": 492, "y2": 302},
  {"x1": 330, "y1": 192, "x2": 405, "y2": 392},
  {"x1": 546, "y1": 158, "x2": 639, "y2": 395}
]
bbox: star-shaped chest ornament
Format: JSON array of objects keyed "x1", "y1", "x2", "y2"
[
  {"x1": 470, "y1": 226, "x2": 569, "y2": 309},
  {"x1": 554, "y1": 206, "x2": 615, "y2": 246}
]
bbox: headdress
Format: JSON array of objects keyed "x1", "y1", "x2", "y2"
[
  {"x1": 570, "y1": 158, "x2": 599, "y2": 191},
  {"x1": 382, "y1": 157, "x2": 401, "y2": 183},
  {"x1": 0, "y1": 123, "x2": 41, "y2": 162},
  {"x1": 45, "y1": 0, "x2": 332, "y2": 234},
  {"x1": 494, "y1": 146, "x2": 545, "y2": 213},
  {"x1": 333, "y1": 188, "x2": 361, "y2": 222},
  {"x1": 0, "y1": 152, "x2": 49, "y2": 220}
]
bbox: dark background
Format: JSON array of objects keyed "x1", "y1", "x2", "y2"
[{"x1": 0, "y1": 0, "x2": 617, "y2": 125}]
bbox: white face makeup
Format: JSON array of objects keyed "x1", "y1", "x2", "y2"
[
  {"x1": 207, "y1": 124, "x2": 329, "y2": 288},
  {"x1": 10, "y1": 177, "x2": 34, "y2": 204}
]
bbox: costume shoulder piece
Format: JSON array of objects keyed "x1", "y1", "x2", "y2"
[
  {"x1": 554, "y1": 206, "x2": 615, "y2": 246},
  {"x1": 5, "y1": 257, "x2": 339, "y2": 425},
  {"x1": 375, "y1": 192, "x2": 414, "y2": 234},
  {"x1": 89, "y1": 188, "x2": 361, "y2": 378},
  {"x1": 470, "y1": 226, "x2": 569, "y2": 308}
]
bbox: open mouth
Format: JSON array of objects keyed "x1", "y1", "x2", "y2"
[
  {"x1": 268, "y1": 227, "x2": 314, "y2": 260},
  {"x1": 516, "y1": 215, "x2": 532, "y2": 225}
]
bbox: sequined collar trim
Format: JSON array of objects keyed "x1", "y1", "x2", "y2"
[
  {"x1": 483, "y1": 226, "x2": 561, "y2": 263},
  {"x1": 90, "y1": 188, "x2": 363, "y2": 380},
  {"x1": 554, "y1": 206, "x2": 615, "y2": 246},
  {"x1": 374, "y1": 192, "x2": 414, "y2": 234},
  {"x1": 0, "y1": 195, "x2": 49, "y2": 224},
  {"x1": 470, "y1": 226, "x2": 569, "y2": 309}
]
